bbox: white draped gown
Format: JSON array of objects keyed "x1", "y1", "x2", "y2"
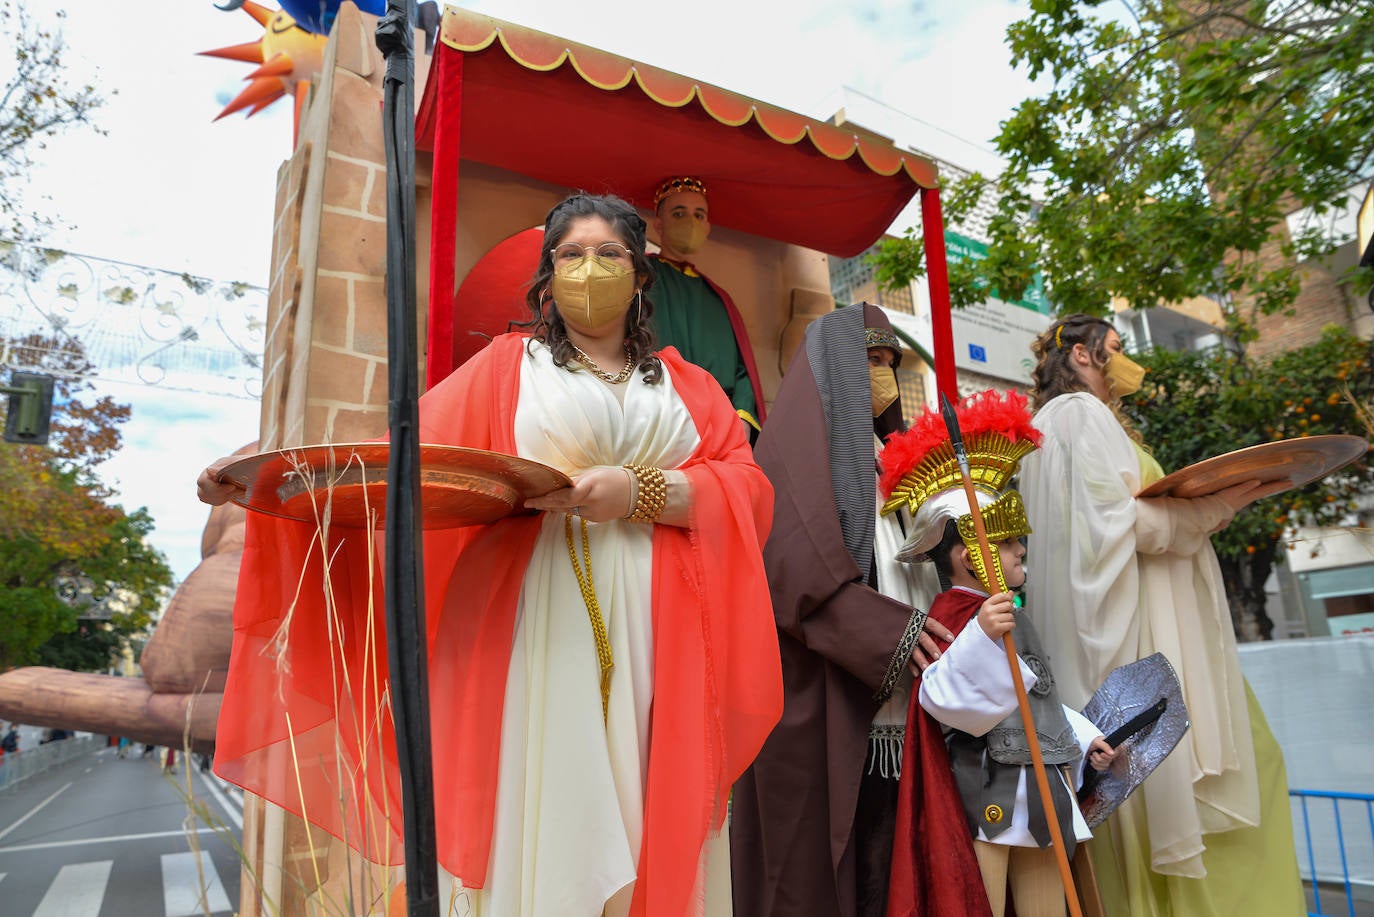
[
  {"x1": 1020, "y1": 391, "x2": 1303, "y2": 916},
  {"x1": 443, "y1": 342, "x2": 722, "y2": 917}
]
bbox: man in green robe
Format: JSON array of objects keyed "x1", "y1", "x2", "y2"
[{"x1": 650, "y1": 176, "x2": 767, "y2": 435}]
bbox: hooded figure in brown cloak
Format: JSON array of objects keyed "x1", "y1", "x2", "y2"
[{"x1": 731, "y1": 303, "x2": 946, "y2": 917}]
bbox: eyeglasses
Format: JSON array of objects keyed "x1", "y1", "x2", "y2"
[{"x1": 550, "y1": 241, "x2": 634, "y2": 268}]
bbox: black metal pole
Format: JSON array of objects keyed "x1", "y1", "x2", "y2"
[{"x1": 376, "y1": 3, "x2": 438, "y2": 914}]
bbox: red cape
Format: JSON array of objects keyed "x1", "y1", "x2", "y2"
[
  {"x1": 216, "y1": 334, "x2": 782, "y2": 916},
  {"x1": 887, "y1": 588, "x2": 994, "y2": 917}
]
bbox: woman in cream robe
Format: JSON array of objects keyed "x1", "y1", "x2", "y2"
[{"x1": 1019, "y1": 314, "x2": 1303, "y2": 917}]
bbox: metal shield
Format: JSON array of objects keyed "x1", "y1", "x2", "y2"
[{"x1": 1078, "y1": 652, "x2": 1191, "y2": 828}]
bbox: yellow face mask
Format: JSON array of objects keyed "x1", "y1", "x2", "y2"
[
  {"x1": 1104, "y1": 351, "x2": 1147, "y2": 398},
  {"x1": 662, "y1": 217, "x2": 708, "y2": 256},
  {"x1": 550, "y1": 258, "x2": 637, "y2": 332},
  {"x1": 870, "y1": 365, "x2": 899, "y2": 417}
]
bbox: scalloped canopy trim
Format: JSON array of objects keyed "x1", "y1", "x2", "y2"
[{"x1": 438, "y1": 12, "x2": 939, "y2": 190}]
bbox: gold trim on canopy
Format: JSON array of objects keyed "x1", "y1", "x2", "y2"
[{"x1": 437, "y1": 11, "x2": 940, "y2": 189}]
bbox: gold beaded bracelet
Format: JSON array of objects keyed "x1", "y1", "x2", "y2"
[{"x1": 623, "y1": 463, "x2": 667, "y2": 523}]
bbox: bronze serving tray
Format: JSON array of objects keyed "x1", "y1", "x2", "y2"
[
  {"x1": 1137, "y1": 434, "x2": 1368, "y2": 499},
  {"x1": 221, "y1": 443, "x2": 572, "y2": 530}
]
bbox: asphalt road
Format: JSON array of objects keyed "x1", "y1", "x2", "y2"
[
  {"x1": 3, "y1": 739, "x2": 1366, "y2": 917},
  {"x1": 0, "y1": 743, "x2": 242, "y2": 917}
]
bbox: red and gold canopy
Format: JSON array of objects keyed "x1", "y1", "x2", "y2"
[
  {"x1": 416, "y1": 8, "x2": 938, "y2": 258},
  {"x1": 415, "y1": 6, "x2": 957, "y2": 396}
]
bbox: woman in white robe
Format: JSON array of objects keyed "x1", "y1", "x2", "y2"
[{"x1": 1018, "y1": 314, "x2": 1303, "y2": 916}]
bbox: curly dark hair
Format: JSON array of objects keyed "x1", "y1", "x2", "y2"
[
  {"x1": 1028, "y1": 314, "x2": 1115, "y2": 410},
  {"x1": 518, "y1": 193, "x2": 663, "y2": 385}
]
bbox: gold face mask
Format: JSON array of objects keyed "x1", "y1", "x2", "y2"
[
  {"x1": 662, "y1": 217, "x2": 708, "y2": 256},
  {"x1": 870, "y1": 365, "x2": 899, "y2": 417},
  {"x1": 1104, "y1": 351, "x2": 1147, "y2": 398},
  {"x1": 550, "y1": 258, "x2": 637, "y2": 332}
]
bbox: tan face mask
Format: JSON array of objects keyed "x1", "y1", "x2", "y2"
[
  {"x1": 870, "y1": 365, "x2": 899, "y2": 417},
  {"x1": 550, "y1": 258, "x2": 637, "y2": 332},
  {"x1": 1104, "y1": 351, "x2": 1147, "y2": 398},
  {"x1": 662, "y1": 217, "x2": 708, "y2": 256}
]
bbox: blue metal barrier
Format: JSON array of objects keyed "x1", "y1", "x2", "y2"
[{"x1": 1292, "y1": 789, "x2": 1374, "y2": 917}]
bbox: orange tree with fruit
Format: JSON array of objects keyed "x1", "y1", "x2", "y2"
[{"x1": 1121, "y1": 325, "x2": 1374, "y2": 641}]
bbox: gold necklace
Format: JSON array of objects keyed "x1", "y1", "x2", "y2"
[{"x1": 571, "y1": 343, "x2": 635, "y2": 384}]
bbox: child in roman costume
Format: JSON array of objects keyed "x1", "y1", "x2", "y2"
[{"x1": 880, "y1": 389, "x2": 1116, "y2": 917}]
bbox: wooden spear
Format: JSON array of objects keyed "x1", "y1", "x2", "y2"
[{"x1": 940, "y1": 392, "x2": 1082, "y2": 917}]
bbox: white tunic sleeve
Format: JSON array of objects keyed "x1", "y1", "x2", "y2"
[
  {"x1": 1134, "y1": 492, "x2": 1234, "y2": 556},
  {"x1": 918, "y1": 603, "x2": 1036, "y2": 738}
]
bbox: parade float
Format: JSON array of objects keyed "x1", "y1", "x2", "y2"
[
  {"x1": 228, "y1": 6, "x2": 952, "y2": 912},
  {"x1": 1, "y1": 4, "x2": 956, "y2": 913}
]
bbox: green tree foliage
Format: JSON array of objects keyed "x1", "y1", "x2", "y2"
[
  {"x1": 0, "y1": 1, "x2": 103, "y2": 241},
  {"x1": 1, "y1": 333, "x2": 172, "y2": 671},
  {"x1": 1121, "y1": 326, "x2": 1374, "y2": 639},
  {"x1": 871, "y1": 0, "x2": 1374, "y2": 326}
]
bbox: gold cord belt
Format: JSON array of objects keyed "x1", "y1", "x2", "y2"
[{"x1": 565, "y1": 514, "x2": 614, "y2": 723}]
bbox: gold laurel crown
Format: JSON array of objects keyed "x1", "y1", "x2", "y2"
[{"x1": 653, "y1": 176, "x2": 708, "y2": 209}]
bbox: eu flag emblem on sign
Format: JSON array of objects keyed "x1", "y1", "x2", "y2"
[{"x1": 968, "y1": 343, "x2": 987, "y2": 362}]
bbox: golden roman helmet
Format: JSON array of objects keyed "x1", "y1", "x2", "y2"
[{"x1": 878, "y1": 389, "x2": 1041, "y2": 583}]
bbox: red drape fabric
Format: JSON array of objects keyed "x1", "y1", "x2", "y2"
[
  {"x1": 215, "y1": 334, "x2": 782, "y2": 916},
  {"x1": 423, "y1": 48, "x2": 462, "y2": 387},
  {"x1": 886, "y1": 588, "x2": 994, "y2": 917}
]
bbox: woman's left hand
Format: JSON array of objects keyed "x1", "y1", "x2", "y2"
[{"x1": 523, "y1": 466, "x2": 633, "y2": 523}]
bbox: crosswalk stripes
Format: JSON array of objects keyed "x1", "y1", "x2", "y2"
[
  {"x1": 12, "y1": 853, "x2": 234, "y2": 917},
  {"x1": 162, "y1": 850, "x2": 232, "y2": 917},
  {"x1": 33, "y1": 860, "x2": 112, "y2": 917}
]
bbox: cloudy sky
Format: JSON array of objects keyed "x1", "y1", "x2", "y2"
[{"x1": 19, "y1": 0, "x2": 1050, "y2": 580}]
